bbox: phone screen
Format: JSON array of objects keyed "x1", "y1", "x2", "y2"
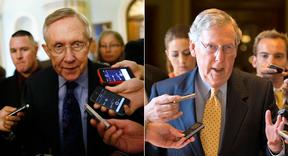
[
  {"x1": 103, "y1": 68, "x2": 131, "y2": 82},
  {"x1": 98, "y1": 67, "x2": 134, "y2": 85},
  {"x1": 183, "y1": 122, "x2": 204, "y2": 139},
  {"x1": 90, "y1": 86, "x2": 130, "y2": 115}
]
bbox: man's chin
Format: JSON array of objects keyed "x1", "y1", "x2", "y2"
[{"x1": 59, "y1": 70, "x2": 79, "y2": 81}]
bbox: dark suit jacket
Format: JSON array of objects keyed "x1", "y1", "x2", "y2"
[
  {"x1": 147, "y1": 68, "x2": 279, "y2": 156},
  {"x1": 0, "y1": 72, "x2": 24, "y2": 156},
  {"x1": 22, "y1": 61, "x2": 116, "y2": 156},
  {"x1": 0, "y1": 64, "x2": 46, "y2": 156}
]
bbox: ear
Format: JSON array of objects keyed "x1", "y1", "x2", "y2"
[
  {"x1": 189, "y1": 41, "x2": 196, "y2": 57},
  {"x1": 42, "y1": 44, "x2": 52, "y2": 58},
  {"x1": 165, "y1": 49, "x2": 169, "y2": 56},
  {"x1": 35, "y1": 45, "x2": 39, "y2": 55},
  {"x1": 251, "y1": 55, "x2": 257, "y2": 68}
]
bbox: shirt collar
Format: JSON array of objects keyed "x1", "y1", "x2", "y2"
[
  {"x1": 58, "y1": 66, "x2": 88, "y2": 89},
  {"x1": 196, "y1": 71, "x2": 227, "y2": 98}
]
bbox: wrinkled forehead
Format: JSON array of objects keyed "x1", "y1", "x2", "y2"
[{"x1": 199, "y1": 24, "x2": 237, "y2": 43}]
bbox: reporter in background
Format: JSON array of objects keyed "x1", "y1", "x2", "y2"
[
  {"x1": 252, "y1": 29, "x2": 288, "y2": 109},
  {"x1": 165, "y1": 25, "x2": 196, "y2": 78},
  {"x1": 0, "y1": 30, "x2": 44, "y2": 156}
]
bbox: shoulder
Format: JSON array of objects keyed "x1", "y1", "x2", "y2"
[
  {"x1": 0, "y1": 74, "x2": 18, "y2": 89},
  {"x1": 151, "y1": 69, "x2": 196, "y2": 96},
  {"x1": 26, "y1": 67, "x2": 57, "y2": 86},
  {"x1": 231, "y1": 69, "x2": 271, "y2": 87}
]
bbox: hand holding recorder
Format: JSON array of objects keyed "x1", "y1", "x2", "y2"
[
  {"x1": 0, "y1": 105, "x2": 27, "y2": 132},
  {"x1": 145, "y1": 122, "x2": 195, "y2": 149},
  {"x1": 261, "y1": 64, "x2": 288, "y2": 80},
  {"x1": 145, "y1": 93, "x2": 195, "y2": 122},
  {"x1": 90, "y1": 118, "x2": 144, "y2": 154}
]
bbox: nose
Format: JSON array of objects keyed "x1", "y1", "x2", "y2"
[
  {"x1": 179, "y1": 54, "x2": 185, "y2": 64},
  {"x1": 268, "y1": 56, "x2": 276, "y2": 65},
  {"x1": 214, "y1": 48, "x2": 224, "y2": 62},
  {"x1": 15, "y1": 51, "x2": 23, "y2": 59},
  {"x1": 63, "y1": 48, "x2": 75, "y2": 62}
]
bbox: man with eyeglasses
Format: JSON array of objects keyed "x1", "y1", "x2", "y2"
[
  {"x1": 146, "y1": 8, "x2": 286, "y2": 156},
  {"x1": 21, "y1": 8, "x2": 122, "y2": 156}
]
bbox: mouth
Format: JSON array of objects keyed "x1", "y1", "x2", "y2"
[
  {"x1": 211, "y1": 67, "x2": 224, "y2": 73},
  {"x1": 63, "y1": 66, "x2": 78, "y2": 72}
]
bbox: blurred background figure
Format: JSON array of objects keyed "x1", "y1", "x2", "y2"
[
  {"x1": 0, "y1": 66, "x2": 6, "y2": 81},
  {"x1": 88, "y1": 38, "x2": 98, "y2": 62},
  {"x1": 0, "y1": 30, "x2": 44, "y2": 156},
  {"x1": 251, "y1": 29, "x2": 288, "y2": 109},
  {"x1": 164, "y1": 25, "x2": 196, "y2": 77},
  {"x1": 96, "y1": 30, "x2": 125, "y2": 65},
  {"x1": 124, "y1": 38, "x2": 144, "y2": 65}
]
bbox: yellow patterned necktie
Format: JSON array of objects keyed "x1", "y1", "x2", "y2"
[
  {"x1": 275, "y1": 89, "x2": 284, "y2": 109},
  {"x1": 200, "y1": 88, "x2": 221, "y2": 156}
]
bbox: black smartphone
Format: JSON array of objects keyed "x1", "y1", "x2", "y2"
[
  {"x1": 90, "y1": 86, "x2": 130, "y2": 116},
  {"x1": 268, "y1": 64, "x2": 285, "y2": 73},
  {"x1": 8, "y1": 104, "x2": 30, "y2": 116},
  {"x1": 97, "y1": 67, "x2": 135, "y2": 85},
  {"x1": 183, "y1": 122, "x2": 204, "y2": 139}
]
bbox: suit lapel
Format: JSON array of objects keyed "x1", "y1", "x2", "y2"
[
  {"x1": 45, "y1": 67, "x2": 61, "y2": 153},
  {"x1": 170, "y1": 68, "x2": 204, "y2": 156},
  {"x1": 219, "y1": 70, "x2": 249, "y2": 155}
]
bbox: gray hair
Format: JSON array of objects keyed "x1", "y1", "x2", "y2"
[
  {"x1": 43, "y1": 8, "x2": 91, "y2": 42},
  {"x1": 188, "y1": 8, "x2": 242, "y2": 45},
  {"x1": 253, "y1": 29, "x2": 288, "y2": 56}
]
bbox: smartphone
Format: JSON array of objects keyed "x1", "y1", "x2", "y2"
[
  {"x1": 173, "y1": 93, "x2": 196, "y2": 103},
  {"x1": 268, "y1": 64, "x2": 285, "y2": 73},
  {"x1": 278, "y1": 130, "x2": 288, "y2": 140},
  {"x1": 84, "y1": 104, "x2": 111, "y2": 129},
  {"x1": 183, "y1": 122, "x2": 204, "y2": 139},
  {"x1": 97, "y1": 67, "x2": 135, "y2": 85},
  {"x1": 90, "y1": 86, "x2": 130, "y2": 116},
  {"x1": 8, "y1": 104, "x2": 30, "y2": 116}
]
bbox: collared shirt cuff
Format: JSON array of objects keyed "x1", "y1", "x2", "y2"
[{"x1": 269, "y1": 142, "x2": 285, "y2": 156}]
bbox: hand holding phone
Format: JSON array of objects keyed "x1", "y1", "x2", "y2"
[
  {"x1": 173, "y1": 93, "x2": 196, "y2": 103},
  {"x1": 90, "y1": 86, "x2": 130, "y2": 116},
  {"x1": 183, "y1": 122, "x2": 204, "y2": 139},
  {"x1": 98, "y1": 67, "x2": 135, "y2": 85},
  {"x1": 8, "y1": 104, "x2": 30, "y2": 116},
  {"x1": 85, "y1": 104, "x2": 111, "y2": 129},
  {"x1": 268, "y1": 64, "x2": 286, "y2": 74}
]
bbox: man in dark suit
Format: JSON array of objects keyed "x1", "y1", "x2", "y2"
[
  {"x1": 146, "y1": 9, "x2": 286, "y2": 156},
  {"x1": 22, "y1": 8, "x2": 118, "y2": 156},
  {"x1": 0, "y1": 30, "x2": 45, "y2": 156}
]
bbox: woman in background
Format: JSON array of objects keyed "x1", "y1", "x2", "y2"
[
  {"x1": 97, "y1": 30, "x2": 125, "y2": 65},
  {"x1": 165, "y1": 25, "x2": 196, "y2": 77}
]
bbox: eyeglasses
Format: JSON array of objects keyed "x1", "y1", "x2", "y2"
[
  {"x1": 200, "y1": 41, "x2": 236, "y2": 54},
  {"x1": 99, "y1": 44, "x2": 121, "y2": 49},
  {"x1": 49, "y1": 41, "x2": 88, "y2": 55}
]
